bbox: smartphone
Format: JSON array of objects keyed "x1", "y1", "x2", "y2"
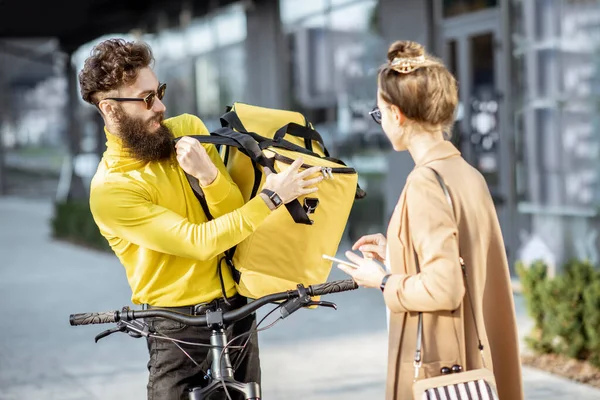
[{"x1": 322, "y1": 254, "x2": 359, "y2": 269}]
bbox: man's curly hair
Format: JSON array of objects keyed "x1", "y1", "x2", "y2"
[{"x1": 79, "y1": 39, "x2": 154, "y2": 105}]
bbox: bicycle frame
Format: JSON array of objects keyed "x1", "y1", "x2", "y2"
[
  {"x1": 187, "y1": 327, "x2": 260, "y2": 400},
  {"x1": 70, "y1": 279, "x2": 359, "y2": 400}
]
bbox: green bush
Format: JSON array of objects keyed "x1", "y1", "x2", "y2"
[
  {"x1": 517, "y1": 260, "x2": 554, "y2": 354},
  {"x1": 548, "y1": 260, "x2": 593, "y2": 359},
  {"x1": 583, "y1": 274, "x2": 600, "y2": 367},
  {"x1": 51, "y1": 201, "x2": 111, "y2": 252},
  {"x1": 517, "y1": 260, "x2": 548, "y2": 330},
  {"x1": 518, "y1": 258, "x2": 600, "y2": 366}
]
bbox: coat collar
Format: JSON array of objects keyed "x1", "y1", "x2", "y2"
[{"x1": 413, "y1": 140, "x2": 461, "y2": 167}]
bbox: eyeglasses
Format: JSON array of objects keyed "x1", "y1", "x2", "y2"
[
  {"x1": 102, "y1": 82, "x2": 167, "y2": 110},
  {"x1": 369, "y1": 106, "x2": 382, "y2": 124}
]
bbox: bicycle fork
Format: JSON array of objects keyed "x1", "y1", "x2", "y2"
[{"x1": 188, "y1": 329, "x2": 261, "y2": 400}]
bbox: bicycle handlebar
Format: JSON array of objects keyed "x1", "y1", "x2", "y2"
[
  {"x1": 70, "y1": 311, "x2": 120, "y2": 326},
  {"x1": 308, "y1": 279, "x2": 357, "y2": 296},
  {"x1": 70, "y1": 279, "x2": 358, "y2": 327}
]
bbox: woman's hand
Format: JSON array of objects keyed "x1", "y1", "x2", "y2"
[
  {"x1": 337, "y1": 251, "x2": 387, "y2": 289},
  {"x1": 352, "y1": 233, "x2": 387, "y2": 263}
]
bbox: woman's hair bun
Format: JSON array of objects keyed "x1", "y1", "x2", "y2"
[{"x1": 387, "y1": 40, "x2": 425, "y2": 63}]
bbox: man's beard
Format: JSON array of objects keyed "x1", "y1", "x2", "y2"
[{"x1": 114, "y1": 108, "x2": 174, "y2": 162}]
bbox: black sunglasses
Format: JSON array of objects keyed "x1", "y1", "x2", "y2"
[
  {"x1": 102, "y1": 82, "x2": 167, "y2": 110},
  {"x1": 369, "y1": 106, "x2": 382, "y2": 124}
]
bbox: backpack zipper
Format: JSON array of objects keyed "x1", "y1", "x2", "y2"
[{"x1": 273, "y1": 154, "x2": 356, "y2": 180}]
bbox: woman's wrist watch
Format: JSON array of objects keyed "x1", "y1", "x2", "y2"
[
  {"x1": 261, "y1": 188, "x2": 283, "y2": 209},
  {"x1": 380, "y1": 274, "x2": 392, "y2": 292}
]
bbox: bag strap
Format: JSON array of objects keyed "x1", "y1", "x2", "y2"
[
  {"x1": 175, "y1": 143, "x2": 233, "y2": 305},
  {"x1": 181, "y1": 164, "x2": 241, "y2": 296},
  {"x1": 413, "y1": 167, "x2": 486, "y2": 380}
]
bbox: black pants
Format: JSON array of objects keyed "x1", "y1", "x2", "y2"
[{"x1": 145, "y1": 297, "x2": 261, "y2": 400}]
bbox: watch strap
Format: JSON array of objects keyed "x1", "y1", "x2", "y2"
[
  {"x1": 380, "y1": 274, "x2": 391, "y2": 292},
  {"x1": 260, "y1": 188, "x2": 283, "y2": 209}
]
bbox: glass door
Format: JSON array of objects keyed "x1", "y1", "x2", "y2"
[
  {"x1": 441, "y1": 8, "x2": 516, "y2": 268},
  {"x1": 446, "y1": 31, "x2": 501, "y2": 191}
]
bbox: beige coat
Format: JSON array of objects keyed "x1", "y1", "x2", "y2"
[{"x1": 382, "y1": 141, "x2": 523, "y2": 400}]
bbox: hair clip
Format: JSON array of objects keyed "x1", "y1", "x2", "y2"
[{"x1": 390, "y1": 55, "x2": 426, "y2": 74}]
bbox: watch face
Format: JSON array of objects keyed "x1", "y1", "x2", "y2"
[{"x1": 270, "y1": 193, "x2": 283, "y2": 207}]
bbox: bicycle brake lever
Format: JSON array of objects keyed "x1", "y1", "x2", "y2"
[
  {"x1": 306, "y1": 300, "x2": 337, "y2": 310},
  {"x1": 94, "y1": 326, "x2": 123, "y2": 343},
  {"x1": 94, "y1": 320, "x2": 150, "y2": 343}
]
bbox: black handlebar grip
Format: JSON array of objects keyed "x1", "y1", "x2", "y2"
[
  {"x1": 308, "y1": 279, "x2": 358, "y2": 296},
  {"x1": 69, "y1": 311, "x2": 119, "y2": 326}
]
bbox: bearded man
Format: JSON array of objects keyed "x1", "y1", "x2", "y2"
[{"x1": 78, "y1": 38, "x2": 322, "y2": 400}]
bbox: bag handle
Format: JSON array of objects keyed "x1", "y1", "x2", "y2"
[
  {"x1": 220, "y1": 110, "x2": 247, "y2": 133},
  {"x1": 222, "y1": 107, "x2": 330, "y2": 157},
  {"x1": 211, "y1": 128, "x2": 274, "y2": 171},
  {"x1": 273, "y1": 122, "x2": 330, "y2": 156},
  {"x1": 413, "y1": 167, "x2": 486, "y2": 380}
]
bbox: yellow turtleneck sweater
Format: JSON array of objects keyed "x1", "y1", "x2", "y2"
[{"x1": 89, "y1": 113, "x2": 272, "y2": 306}]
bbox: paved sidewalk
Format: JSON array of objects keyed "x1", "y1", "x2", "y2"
[{"x1": 1, "y1": 195, "x2": 599, "y2": 399}]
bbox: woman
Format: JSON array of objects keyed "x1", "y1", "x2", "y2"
[{"x1": 337, "y1": 40, "x2": 523, "y2": 400}]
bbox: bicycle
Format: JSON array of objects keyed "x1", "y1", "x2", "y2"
[{"x1": 69, "y1": 279, "x2": 358, "y2": 400}]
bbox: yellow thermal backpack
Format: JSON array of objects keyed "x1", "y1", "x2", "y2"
[{"x1": 185, "y1": 102, "x2": 365, "y2": 299}]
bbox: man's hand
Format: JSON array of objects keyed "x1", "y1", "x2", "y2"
[
  {"x1": 175, "y1": 137, "x2": 218, "y2": 186},
  {"x1": 262, "y1": 157, "x2": 323, "y2": 204}
]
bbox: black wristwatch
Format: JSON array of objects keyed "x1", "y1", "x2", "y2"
[
  {"x1": 261, "y1": 189, "x2": 283, "y2": 209},
  {"x1": 380, "y1": 274, "x2": 391, "y2": 292}
]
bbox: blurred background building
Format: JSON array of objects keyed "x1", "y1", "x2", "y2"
[{"x1": 1, "y1": 0, "x2": 600, "y2": 275}]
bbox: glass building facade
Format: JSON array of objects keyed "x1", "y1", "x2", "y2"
[{"x1": 61, "y1": 0, "x2": 600, "y2": 271}]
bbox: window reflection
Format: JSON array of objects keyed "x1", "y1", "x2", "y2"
[
  {"x1": 330, "y1": 1, "x2": 378, "y2": 32},
  {"x1": 186, "y1": 21, "x2": 215, "y2": 54},
  {"x1": 195, "y1": 55, "x2": 220, "y2": 117},
  {"x1": 194, "y1": 44, "x2": 246, "y2": 122},
  {"x1": 443, "y1": 0, "x2": 498, "y2": 18},
  {"x1": 156, "y1": 59, "x2": 195, "y2": 116},
  {"x1": 184, "y1": 4, "x2": 247, "y2": 120},
  {"x1": 217, "y1": 45, "x2": 247, "y2": 108},
  {"x1": 214, "y1": 5, "x2": 247, "y2": 47},
  {"x1": 280, "y1": 0, "x2": 327, "y2": 25},
  {"x1": 331, "y1": 0, "x2": 361, "y2": 6},
  {"x1": 279, "y1": 0, "x2": 380, "y2": 122}
]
